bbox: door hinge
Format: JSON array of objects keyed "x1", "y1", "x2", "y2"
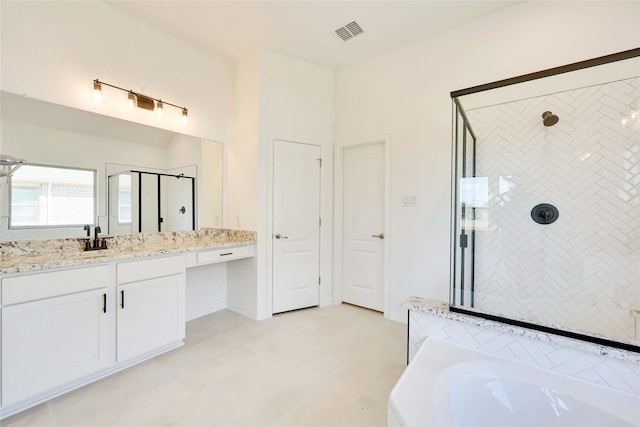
[
  {"x1": 460, "y1": 233, "x2": 468, "y2": 248},
  {"x1": 317, "y1": 158, "x2": 322, "y2": 168},
  {"x1": 319, "y1": 218, "x2": 322, "y2": 226},
  {"x1": 318, "y1": 276, "x2": 321, "y2": 285}
]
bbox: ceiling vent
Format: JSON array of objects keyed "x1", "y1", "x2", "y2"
[{"x1": 335, "y1": 21, "x2": 364, "y2": 42}]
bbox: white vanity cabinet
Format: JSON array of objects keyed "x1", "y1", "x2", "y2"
[
  {"x1": 0, "y1": 240, "x2": 255, "y2": 419},
  {"x1": 115, "y1": 255, "x2": 185, "y2": 362},
  {"x1": 1, "y1": 266, "x2": 110, "y2": 406}
]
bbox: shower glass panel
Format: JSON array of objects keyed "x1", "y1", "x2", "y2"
[
  {"x1": 450, "y1": 49, "x2": 640, "y2": 351},
  {"x1": 108, "y1": 170, "x2": 195, "y2": 234}
]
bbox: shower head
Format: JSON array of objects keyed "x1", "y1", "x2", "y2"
[{"x1": 542, "y1": 111, "x2": 559, "y2": 127}]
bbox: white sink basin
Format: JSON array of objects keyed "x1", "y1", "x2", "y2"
[{"x1": 388, "y1": 338, "x2": 640, "y2": 427}]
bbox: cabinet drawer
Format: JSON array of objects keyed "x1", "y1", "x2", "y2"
[
  {"x1": 196, "y1": 245, "x2": 255, "y2": 265},
  {"x1": 2, "y1": 266, "x2": 109, "y2": 305},
  {"x1": 117, "y1": 255, "x2": 184, "y2": 284}
]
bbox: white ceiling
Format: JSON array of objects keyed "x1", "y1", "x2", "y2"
[{"x1": 107, "y1": 1, "x2": 520, "y2": 70}]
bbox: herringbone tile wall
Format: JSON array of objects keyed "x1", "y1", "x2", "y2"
[
  {"x1": 461, "y1": 77, "x2": 640, "y2": 343},
  {"x1": 409, "y1": 310, "x2": 640, "y2": 395}
]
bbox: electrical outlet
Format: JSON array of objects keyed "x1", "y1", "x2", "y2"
[{"x1": 402, "y1": 195, "x2": 418, "y2": 207}]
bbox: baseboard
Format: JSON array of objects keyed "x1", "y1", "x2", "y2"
[
  {"x1": 186, "y1": 303, "x2": 227, "y2": 321},
  {"x1": 388, "y1": 311, "x2": 408, "y2": 324},
  {"x1": 227, "y1": 305, "x2": 259, "y2": 320}
]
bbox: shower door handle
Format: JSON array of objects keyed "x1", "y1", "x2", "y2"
[{"x1": 372, "y1": 233, "x2": 385, "y2": 239}]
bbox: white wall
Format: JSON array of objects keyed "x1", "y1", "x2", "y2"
[
  {"x1": 259, "y1": 51, "x2": 335, "y2": 314},
  {"x1": 0, "y1": 1, "x2": 232, "y2": 143},
  {"x1": 226, "y1": 57, "x2": 261, "y2": 318},
  {"x1": 228, "y1": 57, "x2": 261, "y2": 231},
  {"x1": 334, "y1": 1, "x2": 640, "y2": 321},
  {"x1": 227, "y1": 51, "x2": 334, "y2": 319},
  {"x1": 201, "y1": 140, "x2": 224, "y2": 228}
]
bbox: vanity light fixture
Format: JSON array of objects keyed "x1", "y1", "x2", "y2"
[
  {"x1": 127, "y1": 91, "x2": 136, "y2": 111},
  {"x1": 156, "y1": 100, "x2": 164, "y2": 117},
  {"x1": 181, "y1": 107, "x2": 188, "y2": 125},
  {"x1": 93, "y1": 79, "x2": 188, "y2": 124},
  {"x1": 92, "y1": 81, "x2": 102, "y2": 102}
]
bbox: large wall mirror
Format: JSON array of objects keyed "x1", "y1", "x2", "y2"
[{"x1": 0, "y1": 91, "x2": 224, "y2": 241}]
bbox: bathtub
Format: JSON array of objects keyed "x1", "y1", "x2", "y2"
[{"x1": 388, "y1": 338, "x2": 640, "y2": 426}]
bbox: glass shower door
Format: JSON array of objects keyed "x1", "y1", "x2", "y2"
[
  {"x1": 452, "y1": 100, "x2": 478, "y2": 308},
  {"x1": 161, "y1": 175, "x2": 194, "y2": 232}
]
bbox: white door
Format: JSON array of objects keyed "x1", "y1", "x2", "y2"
[
  {"x1": 2, "y1": 289, "x2": 110, "y2": 405},
  {"x1": 342, "y1": 143, "x2": 385, "y2": 311},
  {"x1": 272, "y1": 140, "x2": 321, "y2": 314}
]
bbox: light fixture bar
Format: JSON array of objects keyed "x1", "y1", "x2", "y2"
[{"x1": 93, "y1": 79, "x2": 188, "y2": 114}]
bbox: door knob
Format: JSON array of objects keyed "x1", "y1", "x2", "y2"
[
  {"x1": 372, "y1": 233, "x2": 385, "y2": 239},
  {"x1": 274, "y1": 233, "x2": 288, "y2": 239}
]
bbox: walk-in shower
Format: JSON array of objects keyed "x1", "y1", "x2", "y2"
[
  {"x1": 450, "y1": 48, "x2": 640, "y2": 351},
  {"x1": 108, "y1": 170, "x2": 195, "y2": 234}
]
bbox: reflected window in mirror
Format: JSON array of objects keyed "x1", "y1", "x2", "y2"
[
  {"x1": 118, "y1": 174, "x2": 132, "y2": 224},
  {"x1": 10, "y1": 164, "x2": 96, "y2": 228}
]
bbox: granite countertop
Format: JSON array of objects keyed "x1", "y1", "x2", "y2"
[
  {"x1": 404, "y1": 296, "x2": 640, "y2": 364},
  {"x1": 0, "y1": 228, "x2": 256, "y2": 275}
]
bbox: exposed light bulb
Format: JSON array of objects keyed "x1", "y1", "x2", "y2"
[
  {"x1": 181, "y1": 108, "x2": 188, "y2": 125},
  {"x1": 92, "y1": 80, "x2": 102, "y2": 102},
  {"x1": 128, "y1": 92, "x2": 136, "y2": 111},
  {"x1": 156, "y1": 100, "x2": 163, "y2": 118}
]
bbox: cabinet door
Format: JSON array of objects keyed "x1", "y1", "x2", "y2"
[
  {"x1": 1, "y1": 289, "x2": 109, "y2": 406},
  {"x1": 116, "y1": 274, "x2": 185, "y2": 362}
]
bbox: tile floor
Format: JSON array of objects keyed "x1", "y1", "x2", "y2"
[{"x1": 2, "y1": 304, "x2": 407, "y2": 427}]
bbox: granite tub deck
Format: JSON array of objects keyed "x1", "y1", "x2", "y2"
[
  {"x1": 404, "y1": 296, "x2": 640, "y2": 395},
  {"x1": 0, "y1": 228, "x2": 256, "y2": 274}
]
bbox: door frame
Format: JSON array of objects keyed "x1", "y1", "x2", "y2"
[
  {"x1": 333, "y1": 138, "x2": 391, "y2": 318},
  {"x1": 267, "y1": 136, "x2": 323, "y2": 315}
]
